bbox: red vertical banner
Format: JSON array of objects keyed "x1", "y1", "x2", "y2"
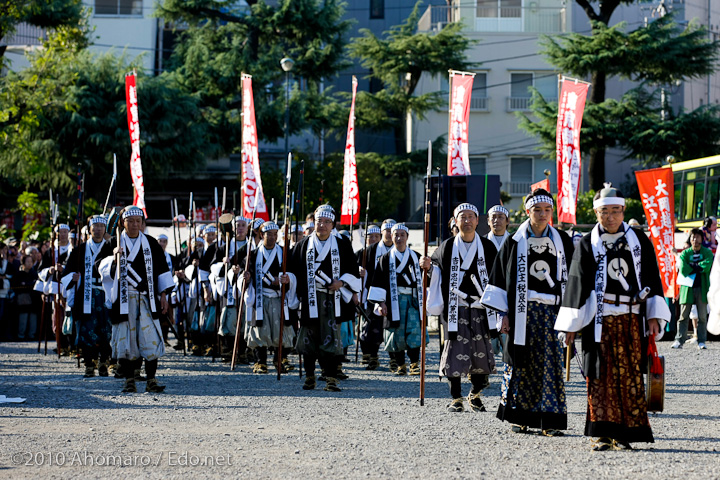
[
  {"x1": 556, "y1": 79, "x2": 589, "y2": 224},
  {"x1": 447, "y1": 72, "x2": 474, "y2": 176},
  {"x1": 241, "y1": 74, "x2": 269, "y2": 221},
  {"x1": 530, "y1": 178, "x2": 552, "y2": 226},
  {"x1": 636, "y1": 167, "x2": 677, "y2": 298},
  {"x1": 341, "y1": 76, "x2": 360, "y2": 225},
  {"x1": 125, "y1": 72, "x2": 147, "y2": 217}
]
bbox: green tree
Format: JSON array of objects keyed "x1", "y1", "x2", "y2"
[
  {"x1": 0, "y1": 23, "x2": 209, "y2": 201},
  {"x1": 155, "y1": 0, "x2": 352, "y2": 153},
  {"x1": 520, "y1": 8, "x2": 720, "y2": 189},
  {"x1": 0, "y1": 0, "x2": 83, "y2": 62},
  {"x1": 347, "y1": 2, "x2": 476, "y2": 155}
]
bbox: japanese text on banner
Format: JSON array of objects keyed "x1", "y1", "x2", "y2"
[
  {"x1": 447, "y1": 74, "x2": 474, "y2": 176},
  {"x1": 124, "y1": 73, "x2": 147, "y2": 217},
  {"x1": 241, "y1": 74, "x2": 269, "y2": 221},
  {"x1": 341, "y1": 76, "x2": 360, "y2": 225}
]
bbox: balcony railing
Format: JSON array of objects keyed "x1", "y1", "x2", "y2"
[
  {"x1": 418, "y1": 4, "x2": 568, "y2": 34},
  {"x1": 507, "y1": 96, "x2": 556, "y2": 111},
  {"x1": 508, "y1": 181, "x2": 556, "y2": 195},
  {"x1": 470, "y1": 96, "x2": 489, "y2": 111},
  {"x1": 1, "y1": 23, "x2": 47, "y2": 47}
]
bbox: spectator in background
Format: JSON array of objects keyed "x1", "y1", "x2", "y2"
[
  {"x1": 12, "y1": 254, "x2": 39, "y2": 340},
  {"x1": 0, "y1": 242, "x2": 11, "y2": 337},
  {"x1": 673, "y1": 228, "x2": 713, "y2": 350},
  {"x1": 701, "y1": 216, "x2": 717, "y2": 250}
]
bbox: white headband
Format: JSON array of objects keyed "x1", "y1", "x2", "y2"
[
  {"x1": 195, "y1": 237, "x2": 205, "y2": 245},
  {"x1": 55, "y1": 224, "x2": 70, "y2": 232},
  {"x1": 253, "y1": 218, "x2": 264, "y2": 229},
  {"x1": 304, "y1": 221, "x2": 315, "y2": 230},
  {"x1": 593, "y1": 197, "x2": 625, "y2": 209},
  {"x1": 525, "y1": 195, "x2": 554, "y2": 210},
  {"x1": 315, "y1": 211, "x2": 335, "y2": 222},
  {"x1": 454, "y1": 203, "x2": 479, "y2": 219},
  {"x1": 488, "y1": 205, "x2": 509, "y2": 217},
  {"x1": 391, "y1": 223, "x2": 409, "y2": 234},
  {"x1": 367, "y1": 226, "x2": 381, "y2": 235},
  {"x1": 158, "y1": 234, "x2": 169, "y2": 241},
  {"x1": 261, "y1": 222, "x2": 279, "y2": 232},
  {"x1": 204, "y1": 225, "x2": 217, "y2": 233},
  {"x1": 88, "y1": 216, "x2": 107, "y2": 227},
  {"x1": 381, "y1": 220, "x2": 396, "y2": 231},
  {"x1": 236, "y1": 216, "x2": 249, "y2": 224},
  {"x1": 122, "y1": 207, "x2": 144, "y2": 219}
]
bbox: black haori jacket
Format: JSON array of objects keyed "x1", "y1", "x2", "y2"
[
  {"x1": 556, "y1": 228, "x2": 667, "y2": 378},
  {"x1": 485, "y1": 229, "x2": 574, "y2": 367},
  {"x1": 289, "y1": 233, "x2": 360, "y2": 326},
  {"x1": 96, "y1": 233, "x2": 174, "y2": 324}
]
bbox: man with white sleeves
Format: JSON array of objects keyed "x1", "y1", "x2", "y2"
[
  {"x1": 97, "y1": 206, "x2": 175, "y2": 394},
  {"x1": 556, "y1": 183, "x2": 670, "y2": 451},
  {"x1": 420, "y1": 203, "x2": 498, "y2": 413}
]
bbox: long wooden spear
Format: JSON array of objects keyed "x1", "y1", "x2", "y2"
[
  {"x1": 277, "y1": 153, "x2": 292, "y2": 380},
  {"x1": 420, "y1": 141, "x2": 432, "y2": 406},
  {"x1": 356, "y1": 191, "x2": 370, "y2": 363}
]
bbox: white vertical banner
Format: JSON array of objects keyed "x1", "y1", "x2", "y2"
[
  {"x1": 341, "y1": 76, "x2": 360, "y2": 225},
  {"x1": 447, "y1": 71, "x2": 475, "y2": 176}
]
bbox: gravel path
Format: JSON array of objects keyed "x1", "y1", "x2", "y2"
[{"x1": 1, "y1": 336, "x2": 719, "y2": 479}]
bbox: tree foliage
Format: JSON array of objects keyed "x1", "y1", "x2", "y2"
[
  {"x1": 346, "y1": 2, "x2": 476, "y2": 154},
  {"x1": 0, "y1": 0, "x2": 84, "y2": 55},
  {"x1": 0, "y1": 22, "x2": 209, "y2": 201},
  {"x1": 520, "y1": 7, "x2": 720, "y2": 188},
  {"x1": 155, "y1": 0, "x2": 352, "y2": 153}
]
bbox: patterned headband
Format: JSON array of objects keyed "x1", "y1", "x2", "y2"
[
  {"x1": 367, "y1": 226, "x2": 381, "y2": 235},
  {"x1": 454, "y1": 203, "x2": 479, "y2": 219},
  {"x1": 158, "y1": 234, "x2": 169, "y2": 240},
  {"x1": 391, "y1": 223, "x2": 409, "y2": 234},
  {"x1": 122, "y1": 207, "x2": 144, "y2": 219},
  {"x1": 488, "y1": 205, "x2": 509, "y2": 217},
  {"x1": 253, "y1": 218, "x2": 264, "y2": 229},
  {"x1": 88, "y1": 216, "x2": 107, "y2": 227},
  {"x1": 315, "y1": 211, "x2": 335, "y2": 222},
  {"x1": 261, "y1": 222, "x2": 279, "y2": 233},
  {"x1": 55, "y1": 223, "x2": 70, "y2": 232},
  {"x1": 381, "y1": 220, "x2": 396, "y2": 231},
  {"x1": 304, "y1": 221, "x2": 315, "y2": 230},
  {"x1": 525, "y1": 195, "x2": 554, "y2": 210},
  {"x1": 204, "y1": 225, "x2": 217, "y2": 233}
]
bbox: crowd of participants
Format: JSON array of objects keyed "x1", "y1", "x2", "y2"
[{"x1": 0, "y1": 182, "x2": 716, "y2": 452}]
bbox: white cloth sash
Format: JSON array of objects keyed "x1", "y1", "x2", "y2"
[
  {"x1": 306, "y1": 234, "x2": 341, "y2": 318},
  {"x1": 447, "y1": 235, "x2": 489, "y2": 333}
]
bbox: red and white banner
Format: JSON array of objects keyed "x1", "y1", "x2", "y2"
[
  {"x1": 530, "y1": 178, "x2": 552, "y2": 225},
  {"x1": 447, "y1": 72, "x2": 474, "y2": 176},
  {"x1": 240, "y1": 74, "x2": 269, "y2": 221},
  {"x1": 125, "y1": 72, "x2": 147, "y2": 216},
  {"x1": 341, "y1": 76, "x2": 360, "y2": 225},
  {"x1": 636, "y1": 167, "x2": 677, "y2": 298},
  {"x1": 556, "y1": 79, "x2": 589, "y2": 224}
]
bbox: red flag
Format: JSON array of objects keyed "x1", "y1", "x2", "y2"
[
  {"x1": 530, "y1": 178, "x2": 552, "y2": 226},
  {"x1": 635, "y1": 167, "x2": 677, "y2": 298},
  {"x1": 341, "y1": 76, "x2": 360, "y2": 225},
  {"x1": 556, "y1": 79, "x2": 589, "y2": 224},
  {"x1": 240, "y1": 74, "x2": 269, "y2": 221},
  {"x1": 124, "y1": 72, "x2": 147, "y2": 217},
  {"x1": 447, "y1": 73, "x2": 474, "y2": 176}
]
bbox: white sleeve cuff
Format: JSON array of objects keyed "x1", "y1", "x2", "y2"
[
  {"x1": 555, "y1": 292, "x2": 597, "y2": 333},
  {"x1": 426, "y1": 266, "x2": 444, "y2": 316},
  {"x1": 367, "y1": 286, "x2": 387, "y2": 303},
  {"x1": 479, "y1": 284, "x2": 508, "y2": 313}
]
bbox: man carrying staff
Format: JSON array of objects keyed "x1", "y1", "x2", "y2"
[
  {"x1": 289, "y1": 205, "x2": 361, "y2": 392},
  {"x1": 422, "y1": 204, "x2": 498, "y2": 412},
  {"x1": 355, "y1": 224, "x2": 382, "y2": 369},
  {"x1": 368, "y1": 223, "x2": 426, "y2": 376},
  {"x1": 98, "y1": 206, "x2": 175, "y2": 393},
  {"x1": 556, "y1": 183, "x2": 670, "y2": 451},
  {"x1": 36, "y1": 223, "x2": 74, "y2": 355},
  {"x1": 481, "y1": 189, "x2": 574, "y2": 436},
  {"x1": 240, "y1": 221, "x2": 297, "y2": 374},
  {"x1": 62, "y1": 215, "x2": 111, "y2": 378}
]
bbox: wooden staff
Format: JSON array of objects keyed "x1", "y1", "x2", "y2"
[
  {"x1": 74, "y1": 164, "x2": 84, "y2": 368},
  {"x1": 230, "y1": 193, "x2": 259, "y2": 371},
  {"x1": 295, "y1": 160, "x2": 304, "y2": 378},
  {"x1": 565, "y1": 338, "x2": 572, "y2": 382},
  {"x1": 420, "y1": 141, "x2": 432, "y2": 406},
  {"x1": 53, "y1": 194, "x2": 62, "y2": 359},
  {"x1": 356, "y1": 191, "x2": 370, "y2": 363},
  {"x1": 38, "y1": 191, "x2": 53, "y2": 355},
  {"x1": 277, "y1": 153, "x2": 292, "y2": 380}
]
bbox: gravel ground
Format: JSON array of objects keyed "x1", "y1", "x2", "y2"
[{"x1": 1, "y1": 335, "x2": 719, "y2": 480}]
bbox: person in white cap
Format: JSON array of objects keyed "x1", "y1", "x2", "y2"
[
  {"x1": 355, "y1": 224, "x2": 383, "y2": 369},
  {"x1": 240, "y1": 221, "x2": 297, "y2": 374},
  {"x1": 97, "y1": 206, "x2": 175, "y2": 393},
  {"x1": 486, "y1": 205, "x2": 511, "y2": 250},
  {"x1": 481, "y1": 188, "x2": 574, "y2": 436},
  {"x1": 36, "y1": 223, "x2": 74, "y2": 355},
  {"x1": 556, "y1": 183, "x2": 670, "y2": 451},
  {"x1": 62, "y1": 215, "x2": 111, "y2": 377},
  {"x1": 368, "y1": 223, "x2": 426, "y2": 376},
  {"x1": 289, "y1": 205, "x2": 361, "y2": 392},
  {"x1": 421, "y1": 203, "x2": 498, "y2": 412}
]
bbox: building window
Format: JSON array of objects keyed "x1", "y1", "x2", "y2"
[
  {"x1": 470, "y1": 72, "x2": 488, "y2": 111},
  {"x1": 469, "y1": 156, "x2": 487, "y2": 175},
  {"x1": 508, "y1": 72, "x2": 534, "y2": 111},
  {"x1": 95, "y1": 0, "x2": 143, "y2": 15},
  {"x1": 370, "y1": 0, "x2": 384, "y2": 19},
  {"x1": 509, "y1": 156, "x2": 533, "y2": 195},
  {"x1": 477, "y1": 0, "x2": 521, "y2": 18}
]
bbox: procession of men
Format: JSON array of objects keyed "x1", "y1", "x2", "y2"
[{"x1": 0, "y1": 179, "x2": 690, "y2": 454}]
